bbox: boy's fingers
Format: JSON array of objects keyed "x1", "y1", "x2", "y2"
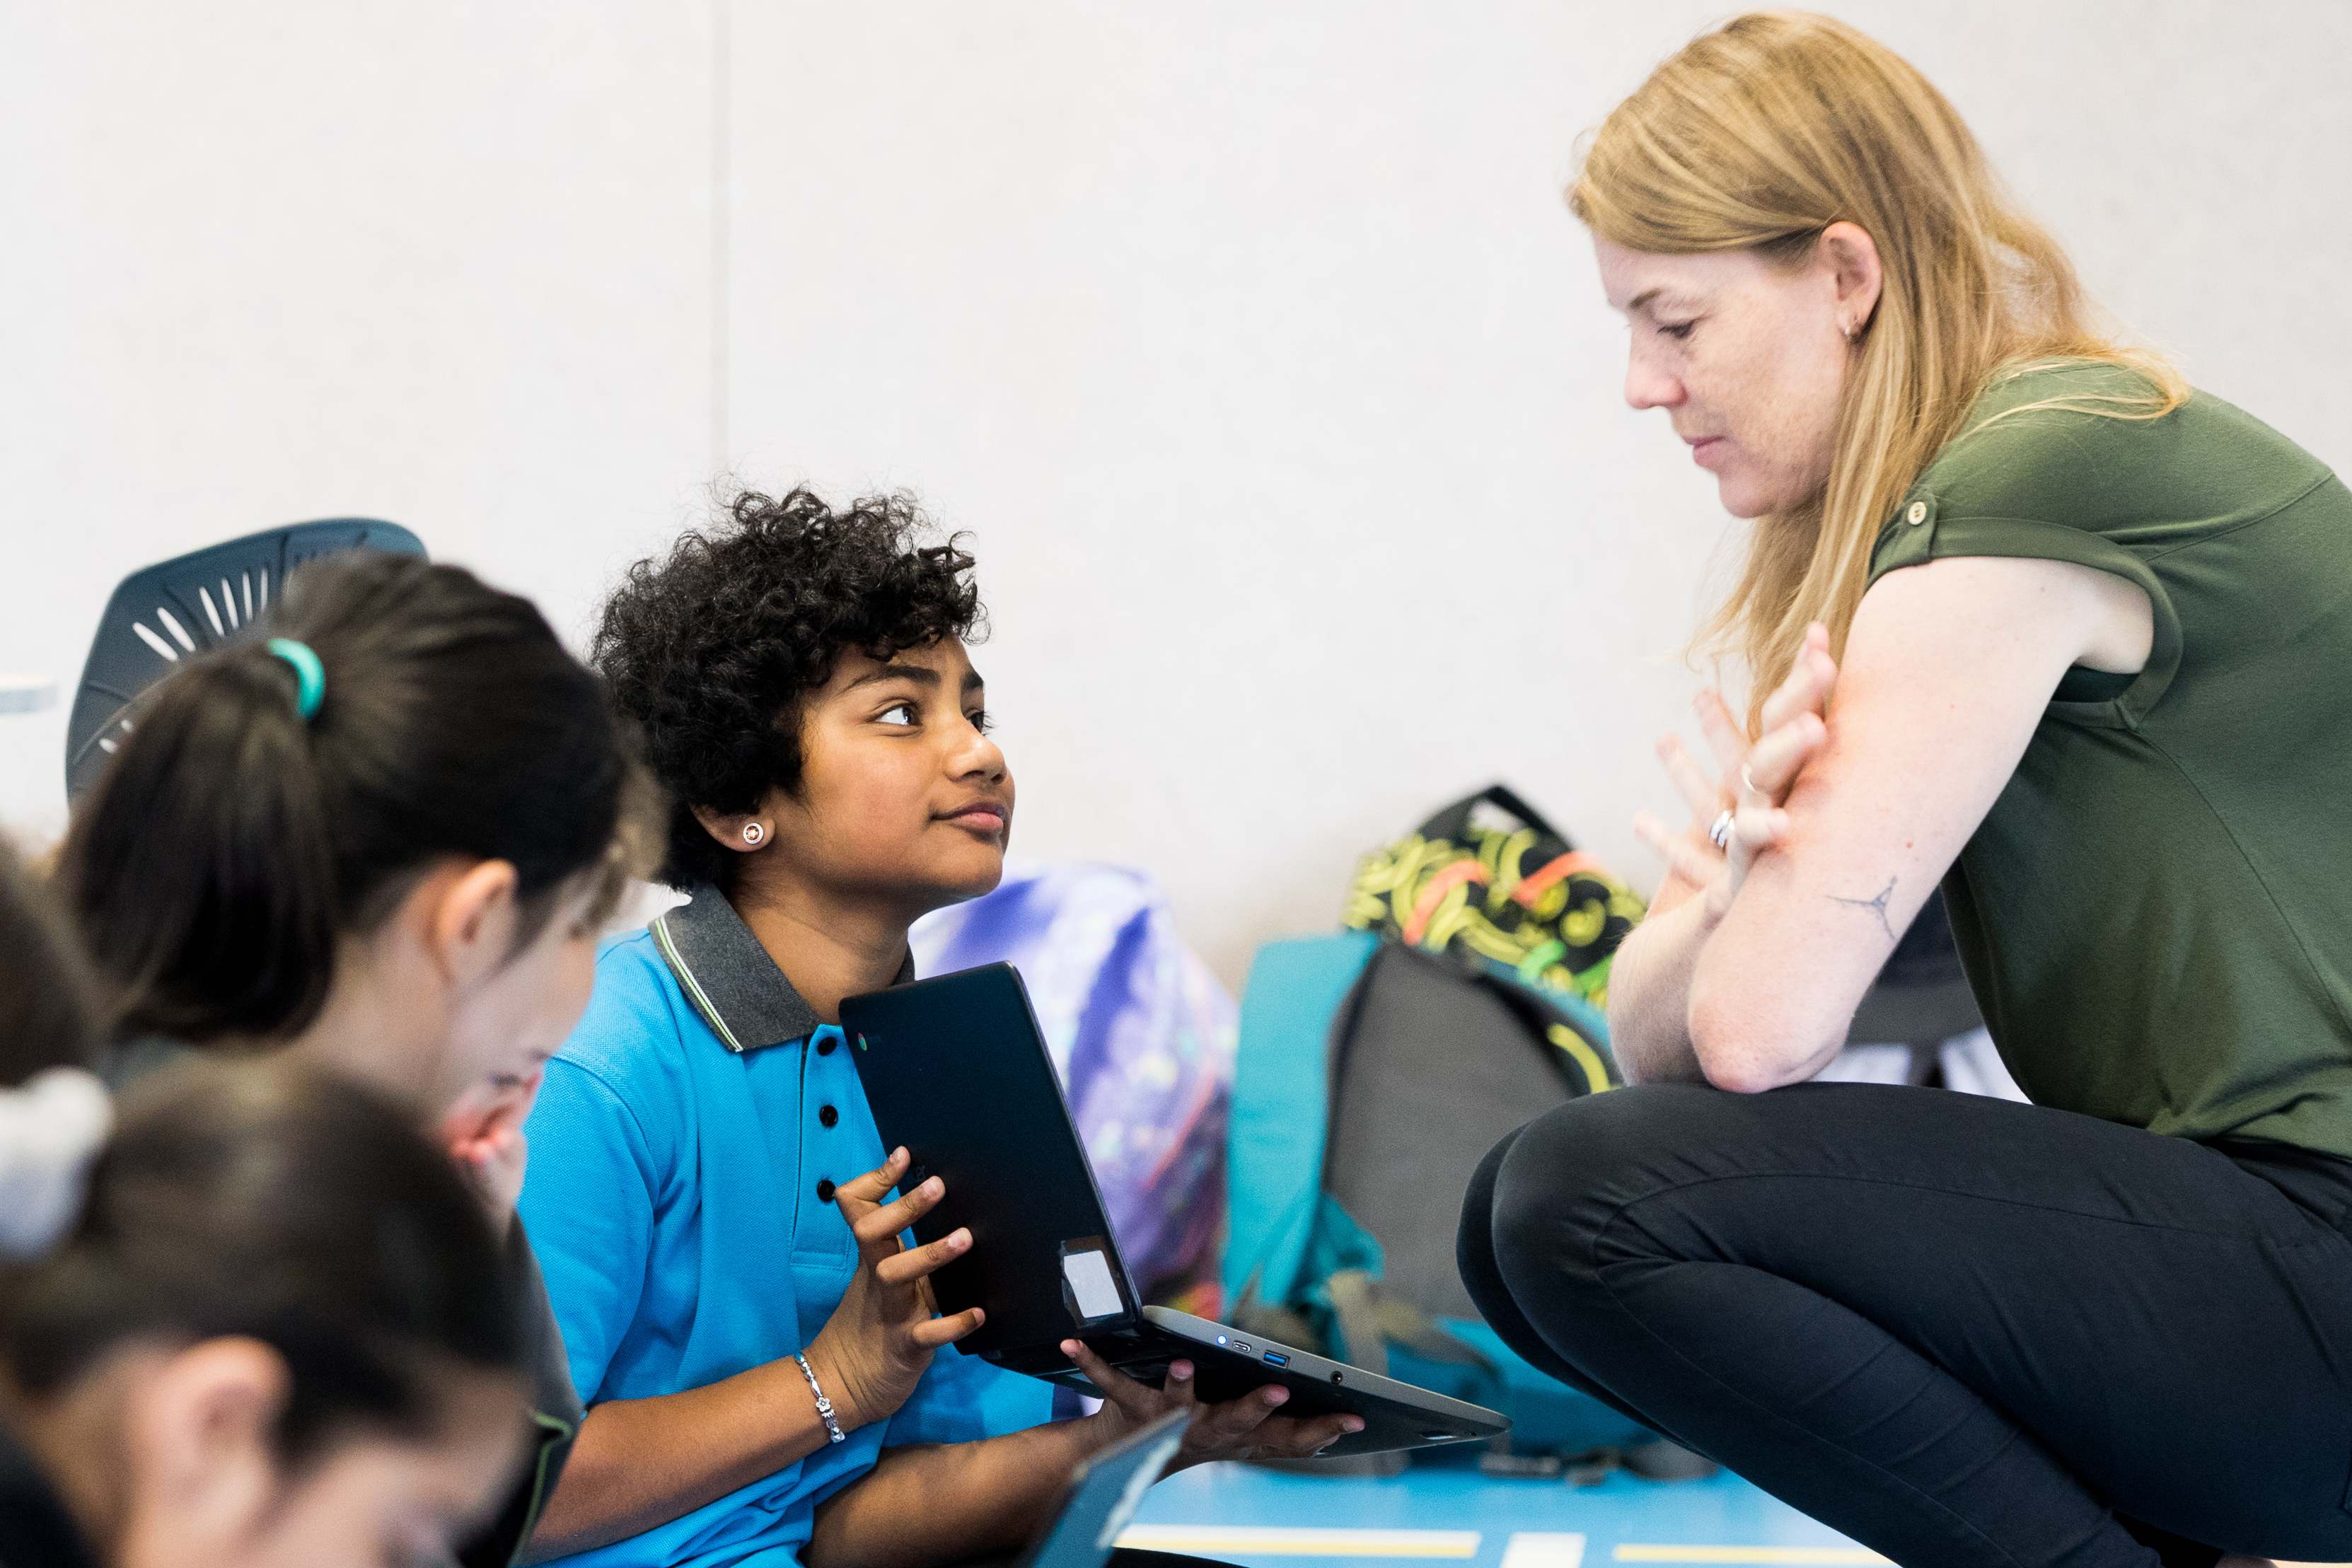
[
  {"x1": 910, "y1": 1306, "x2": 985, "y2": 1350},
  {"x1": 1160, "y1": 1358, "x2": 1200, "y2": 1416},
  {"x1": 1061, "y1": 1339, "x2": 1159, "y2": 1422},
  {"x1": 1280, "y1": 1413, "x2": 1367, "y2": 1457},
  {"x1": 864, "y1": 1173, "x2": 946, "y2": 1233},
  {"x1": 1192, "y1": 1383, "x2": 1290, "y2": 1444},
  {"x1": 872, "y1": 1227, "x2": 971, "y2": 1287},
  {"x1": 833, "y1": 1159, "x2": 904, "y2": 1217},
  {"x1": 840, "y1": 1146, "x2": 912, "y2": 1198},
  {"x1": 847, "y1": 1175, "x2": 944, "y2": 1248}
]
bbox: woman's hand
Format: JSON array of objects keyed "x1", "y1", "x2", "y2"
[
  {"x1": 1060, "y1": 1340, "x2": 1364, "y2": 1470},
  {"x1": 801, "y1": 1148, "x2": 986, "y2": 1433},
  {"x1": 1635, "y1": 622, "x2": 1839, "y2": 926},
  {"x1": 440, "y1": 1069, "x2": 543, "y2": 1241}
]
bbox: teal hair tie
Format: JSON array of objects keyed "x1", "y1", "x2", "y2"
[{"x1": 265, "y1": 638, "x2": 325, "y2": 721}]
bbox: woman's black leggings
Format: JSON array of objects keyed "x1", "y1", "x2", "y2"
[{"x1": 1456, "y1": 1081, "x2": 2352, "y2": 1568}]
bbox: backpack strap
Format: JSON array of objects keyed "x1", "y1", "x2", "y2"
[
  {"x1": 1222, "y1": 933, "x2": 1381, "y2": 1314},
  {"x1": 1413, "y1": 783, "x2": 1572, "y2": 849}
]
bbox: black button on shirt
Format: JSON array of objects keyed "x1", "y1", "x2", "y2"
[
  {"x1": 816, "y1": 1035, "x2": 838, "y2": 1056},
  {"x1": 816, "y1": 1178, "x2": 837, "y2": 1203},
  {"x1": 818, "y1": 1104, "x2": 839, "y2": 1127}
]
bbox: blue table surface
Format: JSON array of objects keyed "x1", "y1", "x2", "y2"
[{"x1": 1125, "y1": 1453, "x2": 1875, "y2": 1568}]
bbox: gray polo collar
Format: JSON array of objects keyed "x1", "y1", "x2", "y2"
[{"x1": 650, "y1": 883, "x2": 914, "y2": 1055}]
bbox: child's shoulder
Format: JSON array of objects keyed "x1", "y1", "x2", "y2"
[{"x1": 554, "y1": 928, "x2": 708, "y2": 1093}]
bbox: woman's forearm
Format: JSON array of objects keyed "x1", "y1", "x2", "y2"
[
  {"x1": 806, "y1": 1415, "x2": 1115, "y2": 1568},
  {"x1": 1606, "y1": 895, "x2": 1716, "y2": 1085},
  {"x1": 530, "y1": 1352, "x2": 845, "y2": 1558}
]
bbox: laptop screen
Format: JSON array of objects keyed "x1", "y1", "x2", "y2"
[
  {"x1": 1018, "y1": 1411, "x2": 1188, "y2": 1568},
  {"x1": 842, "y1": 963, "x2": 1140, "y2": 1357}
]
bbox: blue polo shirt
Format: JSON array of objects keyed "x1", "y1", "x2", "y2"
[{"x1": 519, "y1": 885, "x2": 1054, "y2": 1567}]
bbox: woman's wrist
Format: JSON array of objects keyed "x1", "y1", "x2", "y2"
[
  {"x1": 1647, "y1": 859, "x2": 1709, "y2": 917},
  {"x1": 1609, "y1": 900, "x2": 1717, "y2": 1085}
]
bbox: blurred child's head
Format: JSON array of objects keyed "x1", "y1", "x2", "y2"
[
  {"x1": 597, "y1": 487, "x2": 1007, "y2": 924},
  {"x1": 0, "y1": 843, "x2": 100, "y2": 1088},
  {"x1": 0, "y1": 1059, "x2": 529, "y2": 1568},
  {"x1": 0, "y1": 843, "x2": 109, "y2": 1259}
]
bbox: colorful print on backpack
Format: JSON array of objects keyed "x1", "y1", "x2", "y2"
[{"x1": 1343, "y1": 784, "x2": 1645, "y2": 1010}]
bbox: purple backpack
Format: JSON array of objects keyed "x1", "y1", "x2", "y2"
[{"x1": 910, "y1": 863, "x2": 1234, "y2": 1303}]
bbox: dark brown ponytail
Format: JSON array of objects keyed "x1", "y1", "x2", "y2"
[{"x1": 58, "y1": 554, "x2": 645, "y2": 1045}]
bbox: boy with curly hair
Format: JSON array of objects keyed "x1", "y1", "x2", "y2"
[{"x1": 520, "y1": 490, "x2": 1352, "y2": 1568}]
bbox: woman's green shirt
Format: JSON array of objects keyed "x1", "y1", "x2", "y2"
[{"x1": 1868, "y1": 361, "x2": 2352, "y2": 1157}]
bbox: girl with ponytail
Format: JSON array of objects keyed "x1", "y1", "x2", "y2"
[{"x1": 56, "y1": 552, "x2": 654, "y2": 1567}]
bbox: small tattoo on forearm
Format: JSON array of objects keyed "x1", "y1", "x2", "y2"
[{"x1": 1830, "y1": 877, "x2": 1898, "y2": 939}]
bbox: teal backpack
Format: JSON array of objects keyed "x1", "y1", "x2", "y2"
[{"x1": 1222, "y1": 787, "x2": 1674, "y2": 1472}]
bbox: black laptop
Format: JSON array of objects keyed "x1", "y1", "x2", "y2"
[
  {"x1": 1016, "y1": 1410, "x2": 1186, "y2": 1568},
  {"x1": 840, "y1": 963, "x2": 1509, "y2": 1458}
]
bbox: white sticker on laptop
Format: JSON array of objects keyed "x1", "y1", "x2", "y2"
[{"x1": 1062, "y1": 1246, "x2": 1124, "y2": 1320}]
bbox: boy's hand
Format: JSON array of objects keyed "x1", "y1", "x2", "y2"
[
  {"x1": 1062, "y1": 1338, "x2": 1363, "y2": 1470},
  {"x1": 439, "y1": 1069, "x2": 544, "y2": 1241},
  {"x1": 801, "y1": 1148, "x2": 987, "y2": 1433}
]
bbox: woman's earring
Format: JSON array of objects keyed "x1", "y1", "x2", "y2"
[
  {"x1": 742, "y1": 822, "x2": 765, "y2": 847},
  {"x1": 1839, "y1": 320, "x2": 1853, "y2": 342}
]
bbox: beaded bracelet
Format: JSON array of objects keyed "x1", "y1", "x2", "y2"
[{"x1": 794, "y1": 1353, "x2": 846, "y2": 1444}]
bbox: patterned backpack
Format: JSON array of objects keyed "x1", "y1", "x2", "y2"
[{"x1": 1344, "y1": 783, "x2": 1646, "y2": 1011}]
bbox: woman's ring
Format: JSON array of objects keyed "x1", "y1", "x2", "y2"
[{"x1": 1708, "y1": 808, "x2": 1736, "y2": 852}]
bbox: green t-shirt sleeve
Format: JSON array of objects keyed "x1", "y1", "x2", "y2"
[{"x1": 1867, "y1": 366, "x2": 2186, "y2": 731}]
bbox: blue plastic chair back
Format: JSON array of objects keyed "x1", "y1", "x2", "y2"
[{"x1": 65, "y1": 519, "x2": 424, "y2": 801}]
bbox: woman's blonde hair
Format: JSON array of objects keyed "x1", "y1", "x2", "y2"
[{"x1": 1571, "y1": 11, "x2": 2183, "y2": 727}]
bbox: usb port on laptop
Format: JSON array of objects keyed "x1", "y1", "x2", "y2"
[{"x1": 1262, "y1": 1351, "x2": 1288, "y2": 1367}]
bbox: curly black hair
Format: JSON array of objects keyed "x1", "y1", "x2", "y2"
[{"x1": 595, "y1": 487, "x2": 985, "y2": 890}]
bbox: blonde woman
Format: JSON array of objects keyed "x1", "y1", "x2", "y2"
[{"x1": 1456, "y1": 14, "x2": 2352, "y2": 1568}]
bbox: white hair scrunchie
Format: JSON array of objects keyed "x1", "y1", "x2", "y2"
[{"x1": 0, "y1": 1067, "x2": 112, "y2": 1258}]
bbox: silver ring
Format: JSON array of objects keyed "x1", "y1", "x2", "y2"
[{"x1": 1708, "y1": 808, "x2": 1735, "y2": 852}]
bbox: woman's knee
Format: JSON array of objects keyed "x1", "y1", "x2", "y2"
[
  {"x1": 1456, "y1": 1122, "x2": 1522, "y2": 1320},
  {"x1": 1482, "y1": 1084, "x2": 1726, "y2": 1292}
]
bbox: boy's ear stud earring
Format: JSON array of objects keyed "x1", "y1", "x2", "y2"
[{"x1": 743, "y1": 823, "x2": 765, "y2": 846}]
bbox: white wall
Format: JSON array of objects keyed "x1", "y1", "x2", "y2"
[{"x1": 4, "y1": 3, "x2": 2346, "y2": 989}]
